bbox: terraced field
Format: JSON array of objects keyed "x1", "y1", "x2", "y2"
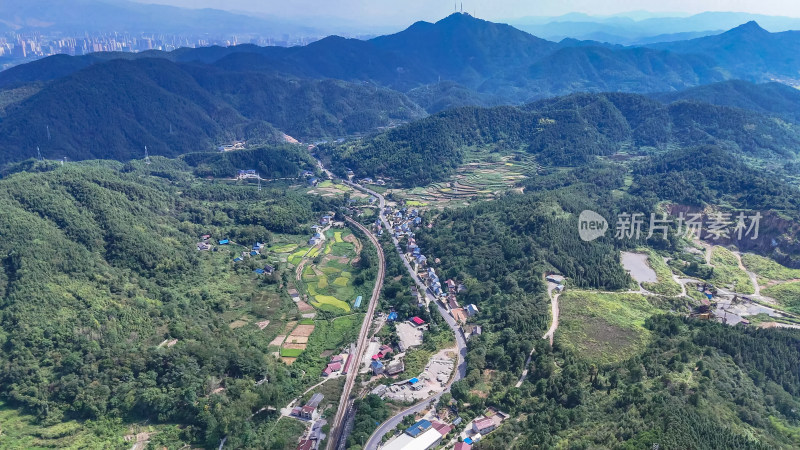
[
  {"x1": 395, "y1": 157, "x2": 538, "y2": 206},
  {"x1": 293, "y1": 228, "x2": 363, "y2": 314}
]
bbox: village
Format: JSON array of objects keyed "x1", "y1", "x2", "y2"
[
  {"x1": 194, "y1": 167, "x2": 519, "y2": 450},
  {"x1": 374, "y1": 206, "x2": 483, "y2": 339}
]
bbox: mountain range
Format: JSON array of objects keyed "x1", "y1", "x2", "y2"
[
  {"x1": 2, "y1": 13, "x2": 800, "y2": 164},
  {"x1": 509, "y1": 11, "x2": 800, "y2": 44}
]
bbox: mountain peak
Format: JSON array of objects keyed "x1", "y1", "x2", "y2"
[
  {"x1": 435, "y1": 12, "x2": 489, "y2": 27},
  {"x1": 726, "y1": 20, "x2": 769, "y2": 36}
]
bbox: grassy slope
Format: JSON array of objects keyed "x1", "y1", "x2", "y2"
[
  {"x1": 639, "y1": 249, "x2": 682, "y2": 296},
  {"x1": 742, "y1": 253, "x2": 800, "y2": 282},
  {"x1": 710, "y1": 246, "x2": 755, "y2": 294},
  {"x1": 557, "y1": 291, "x2": 661, "y2": 365},
  {"x1": 762, "y1": 282, "x2": 800, "y2": 314}
]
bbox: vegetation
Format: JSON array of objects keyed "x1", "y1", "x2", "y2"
[
  {"x1": 709, "y1": 246, "x2": 755, "y2": 294},
  {"x1": 762, "y1": 282, "x2": 800, "y2": 314},
  {"x1": 639, "y1": 248, "x2": 682, "y2": 296},
  {"x1": 0, "y1": 161, "x2": 343, "y2": 448},
  {"x1": 469, "y1": 316, "x2": 800, "y2": 449},
  {"x1": 346, "y1": 395, "x2": 391, "y2": 450},
  {"x1": 0, "y1": 57, "x2": 424, "y2": 164},
  {"x1": 742, "y1": 253, "x2": 800, "y2": 282},
  {"x1": 557, "y1": 292, "x2": 661, "y2": 365},
  {"x1": 328, "y1": 93, "x2": 800, "y2": 187}
]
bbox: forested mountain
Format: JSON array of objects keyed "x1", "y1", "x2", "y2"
[
  {"x1": 0, "y1": 57, "x2": 424, "y2": 163},
  {"x1": 411, "y1": 144, "x2": 800, "y2": 448},
  {"x1": 653, "y1": 80, "x2": 800, "y2": 122},
  {"x1": 0, "y1": 161, "x2": 350, "y2": 447},
  {"x1": 481, "y1": 45, "x2": 727, "y2": 101},
  {"x1": 5, "y1": 14, "x2": 800, "y2": 108},
  {"x1": 328, "y1": 93, "x2": 800, "y2": 186},
  {"x1": 648, "y1": 22, "x2": 800, "y2": 82}
]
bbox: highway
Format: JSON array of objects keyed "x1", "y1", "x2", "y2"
[{"x1": 326, "y1": 215, "x2": 386, "y2": 450}]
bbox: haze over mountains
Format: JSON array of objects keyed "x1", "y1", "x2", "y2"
[
  {"x1": 0, "y1": 0, "x2": 322, "y2": 37},
  {"x1": 509, "y1": 11, "x2": 800, "y2": 44},
  {"x1": 2, "y1": 12, "x2": 800, "y2": 163}
]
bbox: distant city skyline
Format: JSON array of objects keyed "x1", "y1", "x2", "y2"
[{"x1": 131, "y1": 0, "x2": 800, "y2": 25}]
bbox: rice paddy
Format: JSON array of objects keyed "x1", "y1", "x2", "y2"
[{"x1": 393, "y1": 156, "x2": 538, "y2": 206}]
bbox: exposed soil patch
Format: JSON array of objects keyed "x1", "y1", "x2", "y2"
[
  {"x1": 291, "y1": 324, "x2": 316, "y2": 337},
  {"x1": 269, "y1": 335, "x2": 286, "y2": 347}
]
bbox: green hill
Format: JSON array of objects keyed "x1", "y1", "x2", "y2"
[
  {"x1": 653, "y1": 80, "x2": 800, "y2": 123},
  {"x1": 0, "y1": 58, "x2": 424, "y2": 164},
  {"x1": 0, "y1": 161, "x2": 345, "y2": 448},
  {"x1": 329, "y1": 93, "x2": 800, "y2": 186}
]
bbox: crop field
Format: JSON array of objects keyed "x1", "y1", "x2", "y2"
[
  {"x1": 270, "y1": 243, "x2": 299, "y2": 253},
  {"x1": 288, "y1": 247, "x2": 311, "y2": 265},
  {"x1": 392, "y1": 156, "x2": 536, "y2": 206},
  {"x1": 307, "y1": 179, "x2": 357, "y2": 198},
  {"x1": 558, "y1": 291, "x2": 662, "y2": 365},
  {"x1": 294, "y1": 228, "x2": 361, "y2": 314}
]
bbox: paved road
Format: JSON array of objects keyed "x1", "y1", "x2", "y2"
[
  {"x1": 342, "y1": 181, "x2": 468, "y2": 450},
  {"x1": 326, "y1": 216, "x2": 386, "y2": 450}
]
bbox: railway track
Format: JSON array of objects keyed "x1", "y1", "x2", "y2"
[{"x1": 327, "y1": 216, "x2": 386, "y2": 449}]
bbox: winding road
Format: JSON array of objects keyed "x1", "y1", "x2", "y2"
[{"x1": 516, "y1": 279, "x2": 561, "y2": 387}]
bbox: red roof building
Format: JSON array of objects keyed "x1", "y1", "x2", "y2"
[
  {"x1": 297, "y1": 439, "x2": 314, "y2": 450},
  {"x1": 431, "y1": 421, "x2": 454, "y2": 436},
  {"x1": 454, "y1": 442, "x2": 472, "y2": 450},
  {"x1": 411, "y1": 316, "x2": 425, "y2": 326},
  {"x1": 328, "y1": 362, "x2": 342, "y2": 372},
  {"x1": 300, "y1": 405, "x2": 315, "y2": 419},
  {"x1": 472, "y1": 417, "x2": 496, "y2": 434}
]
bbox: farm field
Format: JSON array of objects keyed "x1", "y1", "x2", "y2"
[
  {"x1": 391, "y1": 155, "x2": 536, "y2": 207},
  {"x1": 297, "y1": 227, "x2": 366, "y2": 314}
]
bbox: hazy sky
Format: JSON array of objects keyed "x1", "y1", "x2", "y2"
[{"x1": 132, "y1": 0, "x2": 800, "y2": 25}]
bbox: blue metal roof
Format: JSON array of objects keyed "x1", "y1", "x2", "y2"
[
  {"x1": 409, "y1": 377, "x2": 419, "y2": 384},
  {"x1": 405, "y1": 419, "x2": 431, "y2": 437},
  {"x1": 254, "y1": 268, "x2": 265, "y2": 274},
  {"x1": 354, "y1": 296, "x2": 363, "y2": 308},
  {"x1": 387, "y1": 312, "x2": 398, "y2": 321},
  {"x1": 464, "y1": 438, "x2": 474, "y2": 444},
  {"x1": 219, "y1": 239, "x2": 229, "y2": 244}
]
